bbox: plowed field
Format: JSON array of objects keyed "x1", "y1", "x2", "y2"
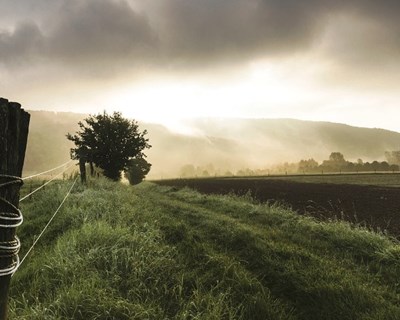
[{"x1": 156, "y1": 177, "x2": 400, "y2": 237}]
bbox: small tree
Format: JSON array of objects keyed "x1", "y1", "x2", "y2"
[
  {"x1": 298, "y1": 158, "x2": 319, "y2": 173},
  {"x1": 329, "y1": 152, "x2": 345, "y2": 163},
  {"x1": 125, "y1": 157, "x2": 152, "y2": 185},
  {"x1": 67, "y1": 111, "x2": 151, "y2": 181},
  {"x1": 321, "y1": 152, "x2": 347, "y2": 172}
]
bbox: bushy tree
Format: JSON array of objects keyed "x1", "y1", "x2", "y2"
[
  {"x1": 67, "y1": 111, "x2": 151, "y2": 181},
  {"x1": 321, "y1": 152, "x2": 347, "y2": 171},
  {"x1": 125, "y1": 157, "x2": 151, "y2": 185},
  {"x1": 298, "y1": 158, "x2": 319, "y2": 173},
  {"x1": 329, "y1": 152, "x2": 345, "y2": 163}
]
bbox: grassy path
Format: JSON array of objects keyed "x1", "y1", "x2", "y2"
[
  {"x1": 142, "y1": 185, "x2": 400, "y2": 320},
  {"x1": 8, "y1": 179, "x2": 400, "y2": 319}
]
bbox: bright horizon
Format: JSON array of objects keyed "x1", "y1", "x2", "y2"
[{"x1": 2, "y1": 0, "x2": 400, "y2": 133}]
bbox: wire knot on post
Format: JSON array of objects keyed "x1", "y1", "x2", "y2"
[
  {"x1": 0, "y1": 175, "x2": 23, "y2": 189},
  {"x1": 0, "y1": 175, "x2": 23, "y2": 277},
  {"x1": 0, "y1": 238, "x2": 20, "y2": 277}
]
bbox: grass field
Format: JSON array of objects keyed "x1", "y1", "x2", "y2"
[{"x1": 8, "y1": 178, "x2": 400, "y2": 319}]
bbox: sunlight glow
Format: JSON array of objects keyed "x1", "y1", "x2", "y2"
[
  {"x1": 105, "y1": 60, "x2": 330, "y2": 133},
  {"x1": 25, "y1": 59, "x2": 400, "y2": 133}
]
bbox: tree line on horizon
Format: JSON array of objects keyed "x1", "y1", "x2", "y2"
[
  {"x1": 179, "y1": 151, "x2": 400, "y2": 178},
  {"x1": 296, "y1": 152, "x2": 399, "y2": 174}
]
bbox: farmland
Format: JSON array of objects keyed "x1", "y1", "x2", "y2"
[
  {"x1": 155, "y1": 173, "x2": 400, "y2": 237},
  {"x1": 8, "y1": 178, "x2": 400, "y2": 319},
  {"x1": 239, "y1": 172, "x2": 400, "y2": 187}
]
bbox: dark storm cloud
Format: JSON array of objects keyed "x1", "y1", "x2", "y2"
[
  {"x1": 1, "y1": 0, "x2": 400, "y2": 73},
  {"x1": 0, "y1": 0, "x2": 158, "y2": 71},
  {"x1": 155, "y1": 0, "x2": 400, "y2": 66},
  {"x1": 322, "y1": 0, "x2": 400, "y2": 62},
  {"x1": 48, "y1": 1, "x2": 157, "y2": 64},
  {"x1": 0, "y1": 22, "x2": 44, "y2": 64},
  {"x1": 0, "y1": 0, "x2": 59, "y2": 27},
  {"x1": 157, "y1": 0, "x2": 327, "y2": 60}
]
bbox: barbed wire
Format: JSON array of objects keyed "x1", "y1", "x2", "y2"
[
  {"x1": 20, "y1": 163, "x2": 76, "y2": 202},
  {"x1": 16, "y1": 176, "x2": 78, "y2": 274},
  {"x1": 22, "y1": 160, "x2": 73, "y2": 181}
]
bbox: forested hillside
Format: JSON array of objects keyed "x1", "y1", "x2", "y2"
[
  {"x1": 24, "y1": 111, "x2": 400, "y2": 178},
  {"x1": 24, "y1": 111, "x2": 83, "y2": 174}
]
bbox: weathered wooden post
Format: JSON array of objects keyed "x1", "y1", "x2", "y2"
[
  {"x1": 79, "y1": 158, "x2": 86, "y2": 184},
  {"x1": 89, "y1": 161, "x2": 94, "y2": 177},
  {"x1": 0, "y1": 98, "x2": 30, "y2": 320}
]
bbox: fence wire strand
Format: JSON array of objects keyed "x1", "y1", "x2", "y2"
[
  {"x1": 22, "y1": 160, "x2": 73, "y2": 181},
  {"x1": 16, "y1": 176, "x2": 78, "y2": 274},
  {"x1": 20, "y1": 163, "x2": 76, "y2": 202},
  {"x1": 0, "y1": 175, "x2": 23, "y2": 189}
]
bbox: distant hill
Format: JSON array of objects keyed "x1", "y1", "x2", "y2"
[
  {"x1": 24, "y1": 111, "x2": 83, "y2": 175},
  {"x1": 186, "y1": 117, "x2": 400, "y2": 162},
  {"x1": 23, "y1": 111, "x2": 400, "y2": 178}
]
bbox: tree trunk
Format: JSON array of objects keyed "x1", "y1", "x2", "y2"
[
  {"x1": 89, "y1": 161, "x2": 94, "y2": 177},
  {"x1": 79, "y1": 158, "x2": 86, "y2": 183}
]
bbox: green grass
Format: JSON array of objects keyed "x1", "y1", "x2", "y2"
[{"x1": 8, "y1": 178, "x2": 400, "y2": 319}]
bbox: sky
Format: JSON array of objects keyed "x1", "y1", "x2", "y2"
[{"x1": 1, "y1": 0, "x2": 400, "y2": 132}]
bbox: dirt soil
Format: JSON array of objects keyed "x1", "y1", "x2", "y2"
[{"x1": 156, "y1": 178, "x2": 400, "y2": 238}]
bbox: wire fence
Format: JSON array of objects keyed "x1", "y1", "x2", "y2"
[
  {"x1": 22, "y1": 160, "x2": 73, "y2": 181},
  {"x1": 16, "y1": 176, "x2": 79, "y2": 274},
  {"x1": 20, "y1": 162, "x2": 76, "y2": 202},
  {"x1": 0, "y1": 161, "x2": 78, "y2": 277}
]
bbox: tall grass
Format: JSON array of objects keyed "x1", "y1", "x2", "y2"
[{"x1": 8, "y1": 178, "x2": 400, "y2": 319}]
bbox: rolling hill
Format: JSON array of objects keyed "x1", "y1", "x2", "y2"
[{"x1": 23, "y1": 111, "x2": 400, "y2": 178}]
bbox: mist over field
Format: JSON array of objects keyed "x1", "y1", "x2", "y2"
[{"x1": 24, "y1": 110, "x2": 400, "y2": 179}]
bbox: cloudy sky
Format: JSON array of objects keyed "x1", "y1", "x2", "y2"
[{"x1": 1, "y1": 0, "x2": 400, "y2": 132}]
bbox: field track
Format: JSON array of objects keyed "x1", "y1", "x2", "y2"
[{"x1": 155, "y1": 176, "x2": 400, "y2": 237}]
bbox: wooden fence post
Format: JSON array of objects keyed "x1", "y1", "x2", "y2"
[
  {"x1": 0, "y1": 98, "x2": 30, "y2": 320},
  {"x1": 79, "y1": 158, "x2": 86, "y2": 184},
  {"x1": 89, "y1": 162, "x2": 94, "y2": 177}
]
